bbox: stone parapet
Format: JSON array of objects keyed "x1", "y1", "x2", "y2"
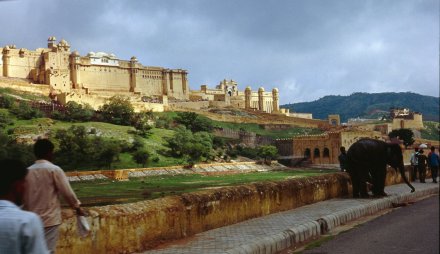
[{"x1": 57, "y1": 166, "x2": 413, "y2": 253}]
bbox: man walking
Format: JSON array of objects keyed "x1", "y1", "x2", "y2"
[
  {"x1": 0, "y1": 159, "x2": 49, "y2": 254},
  {"x1": 24, "y1": 139, "x2": 85, "y2": 253}
]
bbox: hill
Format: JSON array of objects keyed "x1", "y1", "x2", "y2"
[{"x1": 282, "y1": 92, "x2": 439, "y2": 122}]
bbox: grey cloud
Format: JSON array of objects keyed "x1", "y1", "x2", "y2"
[{"x1": 0, "y1": 0, "x2": 438, "y2": 104}]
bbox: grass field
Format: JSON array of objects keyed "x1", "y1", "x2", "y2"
[{"x1": 70, "y1": 168, "x2": 338, "y2": 206}]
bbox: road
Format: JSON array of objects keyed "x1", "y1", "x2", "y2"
[{"x1": 301, "y1": 195, "x2": 439, "y2": 254}]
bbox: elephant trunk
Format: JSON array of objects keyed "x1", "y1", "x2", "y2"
[{"x1": 398, "y1": 164, "x2": 415, "y2": 192}]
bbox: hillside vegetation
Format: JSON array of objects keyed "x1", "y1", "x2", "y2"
[{"x1": 282, "y1": 92, "x2": 439, "y2": 122}]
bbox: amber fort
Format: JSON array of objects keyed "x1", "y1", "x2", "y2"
[{"x1": 1, "y1": 37, "x2": 288, "y2": 114}]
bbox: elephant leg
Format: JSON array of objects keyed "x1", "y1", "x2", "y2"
[
  {"x1": 358, "y1": 169, "x2": 370, "y2": 198},
  {"x1": 348, "y1": 170, "x2": 360, "y2": 198},
  {"x1": 370, "y1": 167, "x2": 387, "y2": 197}
]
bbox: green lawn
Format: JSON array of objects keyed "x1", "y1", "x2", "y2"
[{"x1": 71, "y1": 168, "x2": 338, "y2": 206}]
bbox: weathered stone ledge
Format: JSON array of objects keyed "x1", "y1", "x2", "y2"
[
  {"x1": 57, "y1": 166, "x2": 410, "y2": 254},
  {"x1": 65, "y1": 161, "x2": 287, "y2": 182}
]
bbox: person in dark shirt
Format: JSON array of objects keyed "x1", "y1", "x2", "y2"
[
  {"x1": 338, "y1": 146, "x2": 348, "y2": 172},
  {"x1": 427, "y1": 146, "x2": 439, "y2": 183}
]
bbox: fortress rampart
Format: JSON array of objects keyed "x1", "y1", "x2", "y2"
[{"x1": 1, "y1": 37, "x2": 189, "y2": 110}]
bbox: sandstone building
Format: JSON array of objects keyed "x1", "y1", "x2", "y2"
[
  {"x1": 276, "y1": 129, "x2": 382, "y2": 165},
  {"x1": 390, "y1": 108, "x2": 423, "y2": 130},
  {"x1": 190, "y1": 79, "x2": 282, "y2": 114},
  {"x1": 1, "y1": 37, "x2": 285, "y2": 115},
  {"x1": 1, "y1": 37, "x2": 188, "y2": 111}
]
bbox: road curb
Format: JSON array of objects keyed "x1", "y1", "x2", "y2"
[{"x1": 225, "y1": 185, "x2": 439, "y2": 254}]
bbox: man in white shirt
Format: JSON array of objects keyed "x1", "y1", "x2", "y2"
[
  {"x1": 24, "y1": 139, "x2": 85, "y2": 253},
  {"x1": 0, "y1": 159, "x2": 49, "y2": 254}
]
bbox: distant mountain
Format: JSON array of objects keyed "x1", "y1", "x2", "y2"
[{"x1": 282, "y1": 92, "x2": 439, "y2": 122}]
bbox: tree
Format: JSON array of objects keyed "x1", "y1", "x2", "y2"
[
  {"x1": 0, "y1": 133, "x2": 34, "y2": 165},
  {"x1": 99, "y1": 96, "x2": 134, "y2": 125},
  {"x1": 155, "y1": 114, "x2": 172, "y2": 129},
  {"x1": 174, "y1": 112, "x2": 213, "y2": 132},
  {"x1": 133, "y1": 149, "x2": 151, "y2": 167},
  {"x1": 64, "y1": 101, "x2": 94, "y2": 122},
  {"x1": 0, "y1": 110, "x2": 13, "y2": 129},
  {"x1": 96, "y1": 141, "x2": 121, "y2": 169},
  {"x1": 10, "y1": 101, "x2": 43, "y2": 120},
  {"x1": 257, "y1": 145, "x2": 278, "y2": 164},
  {"x1": 165, "y1": 126, "x2": 214, "y2": 165},
  {"x1": 388, "y1": 128, "x2": 415, "y2": 148},
  {"x1": 132, "y1": 111, "x2": 153, "y2": 137},
  {"x1": 166, "y1": 126, "x2": 193, "y2": 157},
  {"x1": 0, "y1": 94, "x2": 14, "y2": 109}
]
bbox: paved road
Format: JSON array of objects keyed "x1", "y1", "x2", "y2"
[
  {"x1": 141, "y1": 183, "x2": 438, "y2": 254},
  {"x1": 303, "y1": 194, "x2": 439, "y2": 254}
]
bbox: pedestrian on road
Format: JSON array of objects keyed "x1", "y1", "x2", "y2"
[
  {"x1": 0, "y1": 159, "x2": 49, "y2": 254},
  {"x1": 24, "y1": 139, "x2": 86, "y2": 253},
  {"x1": 427, "y1": 146, "x2": 439, "y2": 183},
  {"x1": 338, "y1": 146, "x2": 348, "y2": 172},
  {"x1": 417, "y1": 149, "x2": 428, "y2": 183},
  {"x1": 410, "y1": 147, "x2": 419, "y2": 182}
]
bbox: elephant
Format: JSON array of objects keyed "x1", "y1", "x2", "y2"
[{"x1": 346, "y1": 138, "x2": 415, "y2": 198}]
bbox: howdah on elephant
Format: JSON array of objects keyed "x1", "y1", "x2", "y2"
[{"x1": 346, "y1": 138, "x2": 415, "y2": 198}]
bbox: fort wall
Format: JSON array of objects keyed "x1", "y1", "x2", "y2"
[{"x1": 56, "y1": 168, "x2": 410, "y2": 253}]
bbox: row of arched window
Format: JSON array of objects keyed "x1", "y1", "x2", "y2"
[{"x1": 304, "y1": 148, "x2": 330, "y2": 158}]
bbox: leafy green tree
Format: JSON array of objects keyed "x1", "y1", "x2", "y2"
[
  {"x1": 174, "y1": 112, "x2": 213, "y2": 132},
  {"x1": 0, "y1": 110, "x2": 13, "y2": 129},
  {"x1": 388, "y1": 128, "x2": 415, "y2": 148},
  {"x1": 165, "y1": 126, "x2": 213, "y2": 165},
  {"x1": 10, "y1": 101, "x2": 43, "y2": 120},
  {"x1": 132, "y1": 111, "x2": 153, "y2": 137},
  {"x1": 166, "y1": 126, "x2": 193, "y2": 157},
  {"x1": 64, "y1": 101, "x2": 94, "y2": 122},
  {"x1": 188, "y1": 132, "x2": 214, "y2": 164},
  {"x1": 0, "y1": 133, "x2": 34, "y2": 165},
  {"x1": 155, "y1": 114, "x2": 172, "y2": 129},
  {"x1": 133, "y1": 149, "x2": 151, "y2": 167},
  {"x1": 96, "y1": 141, "x2": 121, "y2": 169},
  {"x1": 257, "y1": 145, "x2": 278, "y2": 164},
  {"x1": 53, "y1": 125, "x2": 120, "y2": 170},
  {"x1": 131, "y1": 136, "x2": 145, "y2": 152},
  {"x1": 0, "y1": 94, "x2": 14, "y2": 109},
  {"x1": 99, "y1": 96, "x2": 134, "y2": 125}
]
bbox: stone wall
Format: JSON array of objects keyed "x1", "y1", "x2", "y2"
[
  {"x1": 0, "y1": 77, "x2": 51, "y2": 95},
  {"x1": 168, "y1": 101, "x2": 210, "y2": 110},
  {"x1": 56, "y1": 166, "x2": 413, "y2": 253}
]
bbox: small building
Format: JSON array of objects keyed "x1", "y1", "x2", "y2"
[{"x1": 276, "y1": 129, "x2": 383, "y2": 165}]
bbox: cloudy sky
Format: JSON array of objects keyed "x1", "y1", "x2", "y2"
[{"x1": 1, "y1": 0, "x2": 438, "y2": 104}]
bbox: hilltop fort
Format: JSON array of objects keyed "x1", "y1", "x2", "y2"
[{"x1": 1, "y1": 37, "x2": 287, "y2": 115}]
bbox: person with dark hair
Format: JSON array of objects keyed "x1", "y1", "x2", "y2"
[
  {"x1": 338, "y1": 146, "x2": 348, "y2": 172},
  {"x1": 427, "y1": 146, "x2": 439, "y2": 183},
  {"x1": 417, "y1": 149, "x2": 428, "y2": 183},
  {"x1": 0, "y1": 159, "x2": 49, "y2": 253},
  {"x1": 409, "y1": 147, "x2": 419, "y2": 182},
  {"x1": 24, "y1": 139, "x2": 85, "y2": 253}
]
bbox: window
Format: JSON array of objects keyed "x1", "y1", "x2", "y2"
[
  {"x1": 323, "y1": 148, "x2": 330, "y2": 157},
  {"x1": 304, "y1": 149, "x2": 311, "y2": 158},
  {"x1": 314, "y1": 148, "x2": 320, "y2": 157}
]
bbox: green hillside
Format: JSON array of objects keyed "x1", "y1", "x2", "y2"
[{"x1": 282, "y1": 92, "x2": 439, "y2": 122}]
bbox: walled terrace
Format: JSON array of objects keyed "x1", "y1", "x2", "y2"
[
  {"x1": 57, "y1": 165, "x2": 412, "y2": 254},
  {"x1": 174, "y1": 107, "x2": 332, "y2": 129},
  {"x1": 65, "y1": 161, "x2": 287, "y2": 182}
]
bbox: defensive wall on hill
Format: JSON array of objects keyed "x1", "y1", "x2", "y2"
[{"x1": 56, "y1": 166, "x2": 415, "y2": 254}]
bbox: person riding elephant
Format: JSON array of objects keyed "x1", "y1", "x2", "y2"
[{"x1": 346, "y1": 138, "x2": 415, "y2": 198}]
